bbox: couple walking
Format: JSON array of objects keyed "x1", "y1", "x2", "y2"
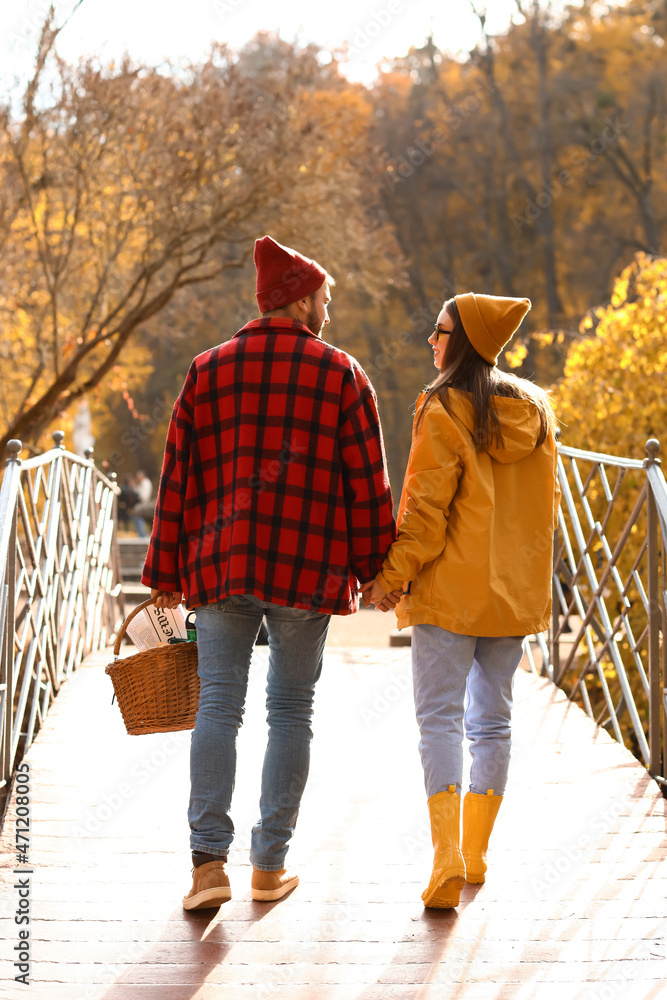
[{"x1": 142, "y1": 236, "x2": 559, "y2": 910}]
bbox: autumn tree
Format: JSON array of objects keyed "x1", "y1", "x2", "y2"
[
  {"x1": 4, "y1": 2, "x2": 667, "y2": 495},
  {"x1": 369, "y1": 0, "x2": 667, "y2": 392},
  {"x1": 551, "y1": 251, "x2": 667, "y2": 760},
  {"x1": 0, "y1": 17, "x2": 400, "y2": 455},
  {"x1": 555, "y1": 251, "x2": 667, "y2": 456},
  {"x1": 543, "y1": 1, "x2": 666, "y2": 271}
]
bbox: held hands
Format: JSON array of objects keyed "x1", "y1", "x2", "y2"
[
  {"x1": 359, "y1": 580, "x2": 403, "y2": 613},
  {"x1": 150, "y1": 588, "x2": 183, "y2": 610}
]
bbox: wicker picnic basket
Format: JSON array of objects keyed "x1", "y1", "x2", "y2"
[{"x1": 106, "y1": 598, "x2": 199, "y2": 735}]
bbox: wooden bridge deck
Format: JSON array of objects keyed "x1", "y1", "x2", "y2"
[{"x1": 1, "y1": 634, "x2": 666, "y2": 1000}]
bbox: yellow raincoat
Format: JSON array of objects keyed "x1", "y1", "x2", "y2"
[{"x1": 376, "y1": 388, "x2": 560, "y2": 637}]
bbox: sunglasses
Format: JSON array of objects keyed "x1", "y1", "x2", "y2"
[{"x1": 433, "y1": 324, "x2": 450, "y2": 342}]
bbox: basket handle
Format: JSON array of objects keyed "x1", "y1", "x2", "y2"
[{"x1": 113, "y1": 597, "x2": 157, "y2": 657}]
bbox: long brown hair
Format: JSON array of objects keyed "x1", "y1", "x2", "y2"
[{"x1": 416, "y1": 298, "x2": 556, "y2": 451}]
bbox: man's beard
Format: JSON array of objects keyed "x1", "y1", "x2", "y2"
[{"x1": 305, "y1": 306, "x2": 324, "y2": 336}]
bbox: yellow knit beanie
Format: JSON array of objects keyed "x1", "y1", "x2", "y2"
[{"x1": 455, "y1": 292, "x2": 531, "y2": 365}]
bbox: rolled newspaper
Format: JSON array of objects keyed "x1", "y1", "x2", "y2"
[{"x1": 124, "y1": 602, "x2": 188, "y2": 651}]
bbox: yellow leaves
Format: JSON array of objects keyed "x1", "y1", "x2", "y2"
[
  {"x1": 555, "y1": 253, "x2": 667, "y2": 460},
  {"x1": 505, "y1": 342, "x2": 528, "y2": 368},
  {"x1": 619, "y1": 346, "x2": 636, "y2": 370},
  {"x1": 0, "y1": 35, "x2": 408, "y2": 450},
  {"x1": 7, "y1": 307, "x2": 40, "y2": 355},
  {"x1": 15, "y1": 308, "x2": 31, "y2": 331}
]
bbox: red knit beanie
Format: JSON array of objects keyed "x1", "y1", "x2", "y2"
[{"x1": 254, "y1": 235, "x2": 328, "y2": 312}]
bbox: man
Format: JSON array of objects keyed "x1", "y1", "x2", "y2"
[
  {"x1": 134, "y1": 470, "x2": 153, "y2": 507},
  {"x1": 142, "y1": 235, "x2": 396, "y2": 908}
]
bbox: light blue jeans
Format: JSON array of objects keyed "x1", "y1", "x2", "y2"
[
  {"x1": 188, "y1": 595, "x2": 330, "y2": 870},
  {"x1": 412, "y1": 625, "x2": 524, "y2": 798}
]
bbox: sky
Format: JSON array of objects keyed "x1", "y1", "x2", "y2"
[{"x1": 0, "y1": 0, "x2": 523, "y2": 94}]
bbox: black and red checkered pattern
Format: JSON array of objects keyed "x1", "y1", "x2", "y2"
[{"x1": 141, "y1": 317, "x2": 396, "y2": 615}]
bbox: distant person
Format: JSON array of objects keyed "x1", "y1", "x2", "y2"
[
  {"x1": 117, "y1": 477, "x2": 139, "y2": 531},
  {"x1": 366, "y1": 293, "x2": 560, "y2": 909},
  {"x1": 131, "y1": 471, "x2": 153, "y2": 538},
  {"x1": 142, "y1": 235, "x2": 396, "y2": 909},
  {"x1": 134, "y1": 470, "x2": 152, "y2": 506}
]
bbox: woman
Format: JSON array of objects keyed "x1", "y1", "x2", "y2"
[{"x1": 368, "y1": 292, "x2": 559, "y2": 909}]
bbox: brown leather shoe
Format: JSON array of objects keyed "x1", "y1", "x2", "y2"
[
  {"x1": 251, "y1": 867, "x2": 299, "y2": 901},
  {"x1": 182, "y1": 860, "x2": 231, "y2": 910}
]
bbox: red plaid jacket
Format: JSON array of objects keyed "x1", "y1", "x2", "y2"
[{"x1": 141, "y1": 317, "x2": 396, "y2": 615}]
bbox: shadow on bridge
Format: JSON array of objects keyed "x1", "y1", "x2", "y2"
[{"x1": 0, "y1": 638, "x2": 666, "y2": 1000}]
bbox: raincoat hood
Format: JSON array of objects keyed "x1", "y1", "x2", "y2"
[
  {"x1": 376, "y1": 386, "x2": 560, "y2": 638},
  {"x1": 446, "y1": 391, "x2": 543, "y2": 464}
]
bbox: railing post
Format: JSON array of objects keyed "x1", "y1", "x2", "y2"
[
  {"x1": 550, "y1": 430, "x2": 562, "y2": 681},
  {"x1": 551, "y1": 534, "x2": 560, "y2": 681},
  {"x1": 51, "y1": 432, "x2": 66, "y2": 683},
  {"x1": 0, "y1": 435, "x2": 121, "y2": 796},
  {"x1": 644, "y1": 438, "x2": 662, "y2": 781},
  {"x1": 1, "y1": 440, "x2": 21, "y2": 789}
]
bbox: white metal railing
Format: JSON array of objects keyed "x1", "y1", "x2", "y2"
[
  {"x1": 1, "y1": 430, "x2": 664, "y2": 793},
  {"x1": 526, "y1": 437, "x2": 667, "y2": 789},
  {"x1": 0, "y1": 433, "x2": 123, "y2": 794}
]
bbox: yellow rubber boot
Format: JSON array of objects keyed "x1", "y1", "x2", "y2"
[
  {"x1": 461, "y1": 790, "x2": 503, "y2": 884},
  {"x1": 421, "y1": 786, "x2": 466, "y2": 908}
]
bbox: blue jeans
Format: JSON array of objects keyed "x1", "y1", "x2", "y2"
[
  {"x1": 412, "y1": 625, "x2": 524, "y2": 798},
  {"x1": 188, "y1": 595, "x2": 330, "y2": 870}
]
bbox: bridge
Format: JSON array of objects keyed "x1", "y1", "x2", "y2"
[{"x1": 0, "y1": 432, "x2": 666, "y2": 999}]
